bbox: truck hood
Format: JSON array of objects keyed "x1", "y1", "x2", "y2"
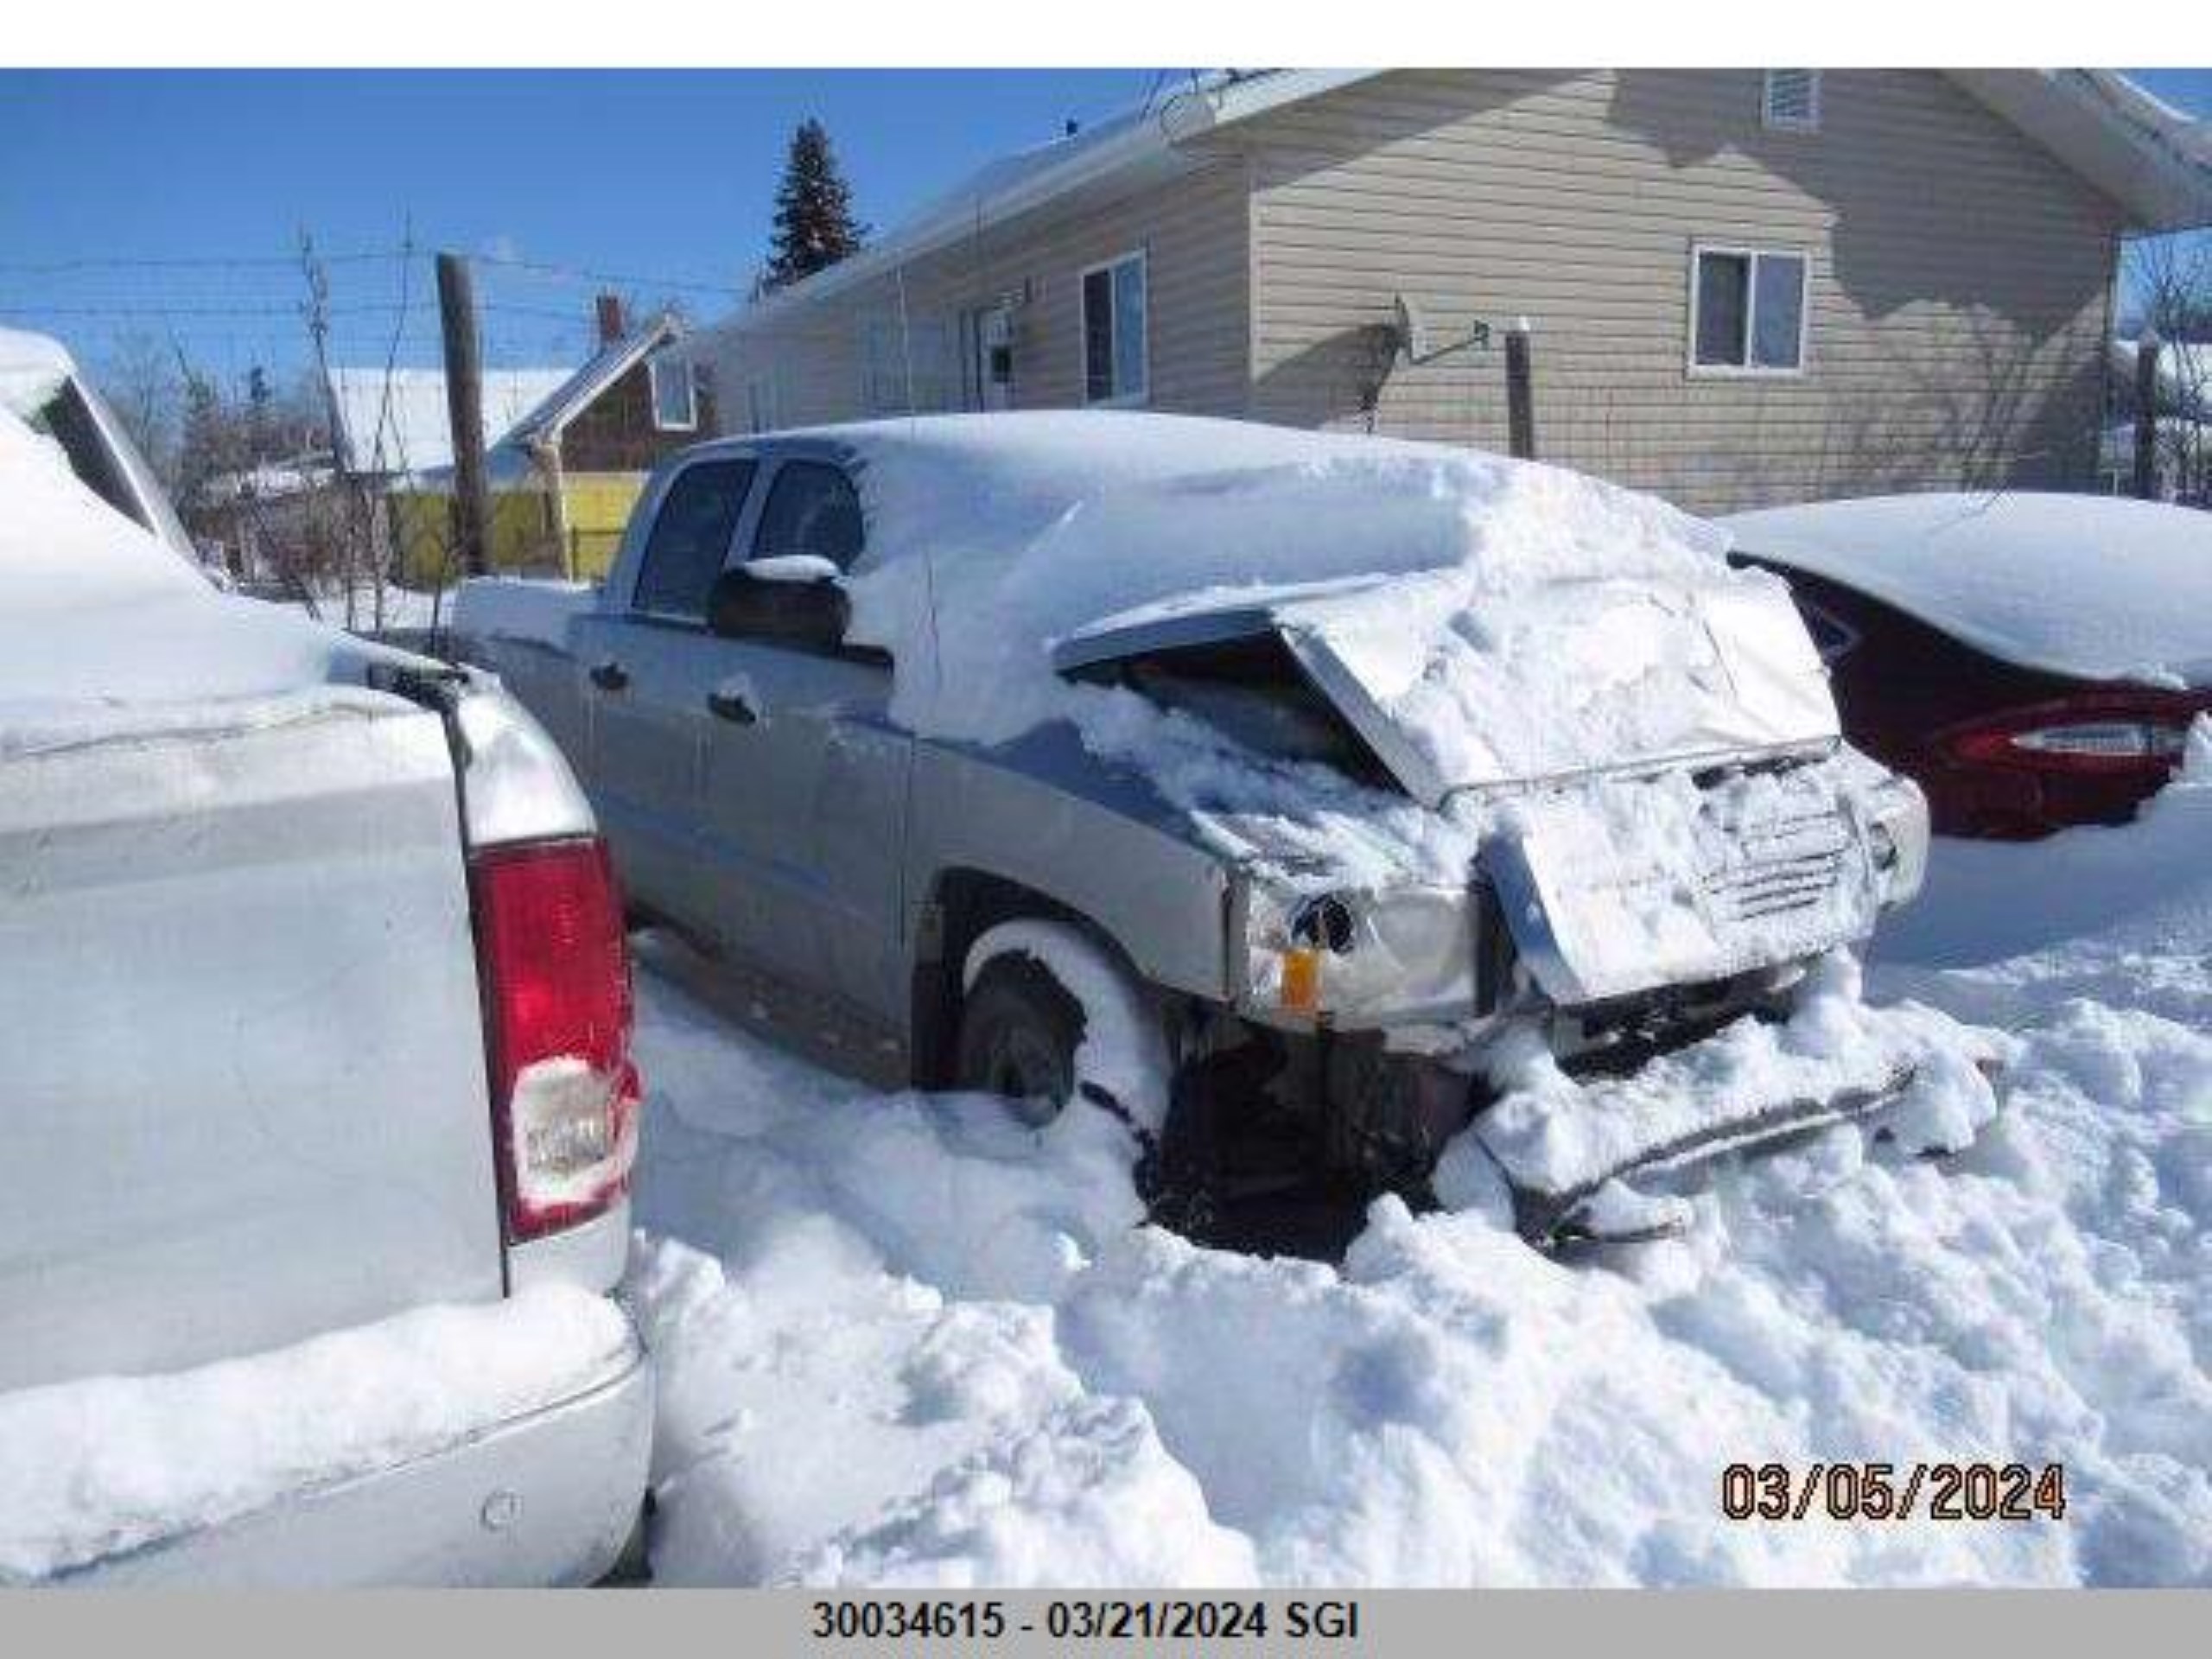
[{"x1": 1057, "y1": 566, "x2": 1840, "y2": 806}]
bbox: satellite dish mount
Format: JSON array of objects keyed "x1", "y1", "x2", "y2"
[{"x1": 1390, "y1": 293, "x2": 1491, "y2": 365}]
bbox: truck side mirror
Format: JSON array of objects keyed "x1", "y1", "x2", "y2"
[{"x1": 707, "y1": 559, "x2": 849, "y2": 651}]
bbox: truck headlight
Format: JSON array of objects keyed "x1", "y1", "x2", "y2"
[
  {"x1": 1867, "y1": 779, "x2": 1929, "y2": 908},
  {"x1": 1242, "y1": 879, "x2": 1477, "y2": 1023}
]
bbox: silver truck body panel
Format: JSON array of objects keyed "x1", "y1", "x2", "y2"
[
  {"x1": 0, "y1": 695, "x2": 505, "y2": 1393},
  {"x1": 64, "y1": 1330, "x2": 651, "y2": 1587},
  {"x1": 5, "y1": 334, "x2": 651, "y2": 1585},
  {"x1": 456, "y1": 425, "x2": 1924, "y2": 1068}
]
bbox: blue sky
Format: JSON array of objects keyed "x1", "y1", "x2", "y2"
[{"x1": 3, "y1": 67, "x2": 2205, "y2": 385}]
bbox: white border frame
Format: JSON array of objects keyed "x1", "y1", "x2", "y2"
[
  {"x1": 1762, "y1": 69, "x2": 1823, "y2": 132},
  {"x1": 1686, "y1": 243, "x2": 1814, "y2": 378},
  {"x1": 647, "y1": 354, "x2": 699, "y2": 432},
  {"x1": 1078, "y1": 247, "x2": 1150, "y2": 408}
]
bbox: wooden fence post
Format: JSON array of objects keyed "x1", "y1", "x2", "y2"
[
  {"x1": 1505, "y1": 319, "x2": 1537, "y2": 461},
  {"x1": 436, "y1": 251, "x2": 493, "y2": 577},
  {"x1": 2133, "y1": 328, "x2": 2164, "y2": 501}
]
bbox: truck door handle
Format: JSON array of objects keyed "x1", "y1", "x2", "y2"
[
  {"x1": 588, "y1": 659, "x2": 629, "y2": 693},
  {"x1": 706, "y1": 689, "x2": 758, "y2": 726}
]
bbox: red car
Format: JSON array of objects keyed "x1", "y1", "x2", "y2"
[{"x1": 1723, "y1": 493, "x2": 2212, "y2": 841}]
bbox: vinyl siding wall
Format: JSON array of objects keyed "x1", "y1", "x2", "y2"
[
  {"x1": 695, "y1": 157, "x2": 1251, "y2": 431},
  {"x1": 1240, "y1": 69, "x2": 2123, "y2": 512}
]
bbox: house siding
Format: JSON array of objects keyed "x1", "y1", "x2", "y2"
[
  {"x1": 1240, "y1": 69, "x2": 2124, "y2": 512},
  {"x1": 696, "y1": 157, "x2": 1251, "y2": 429}
]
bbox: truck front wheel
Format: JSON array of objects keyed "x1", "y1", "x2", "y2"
[{"x1": 954, "y1": 952, "x2": 1085, "y2": 1128}]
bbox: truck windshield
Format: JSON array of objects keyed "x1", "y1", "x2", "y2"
[{"x1": 1087, "y1": 632, "x2": 1396, "y2": 790}]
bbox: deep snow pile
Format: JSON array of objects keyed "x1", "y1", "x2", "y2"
[
  {"x1": 0, "y1": 1287, "x2": 633, "y2": 1582},
  {"x1": 630, "y1": 899, "x2": 2212, "y2": 1586}
]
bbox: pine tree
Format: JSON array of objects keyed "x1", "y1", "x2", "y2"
[{"x1": 762, "y1": 118, "x2": 867, "y2": 294}]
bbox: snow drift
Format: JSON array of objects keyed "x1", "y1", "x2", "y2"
[{"x1": 629, "y1": 885, "x2": 2211, "y2": 1586}]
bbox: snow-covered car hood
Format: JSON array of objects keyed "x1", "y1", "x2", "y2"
[
  {"x1": 1058, "y1": 564, "x2": 1840, "y2": 806},
  {"x1": 1723, "y1": 492, "x2": 2212, "y2": 690}
]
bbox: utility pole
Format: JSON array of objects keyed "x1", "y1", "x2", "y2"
[
  {"x1": 436, "y1": 251, "x2": 493, "y2": 576},
  {"x1": 1504, "y1": 318, "x2": 1538, "y2": 461},
  {"x1": 2133, "y1": 326, "x2": 2163, "y2": 502}
]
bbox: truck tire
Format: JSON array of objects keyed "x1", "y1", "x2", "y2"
[{"x1": 954, "y1": 952, "x2": 1087, "y2": 1128}]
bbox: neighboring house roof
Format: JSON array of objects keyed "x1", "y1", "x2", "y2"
[
  {"x1": 206, "y1": 454, "x2": 336, "y2": 502},
  {"x1": 409, "y1": 313, "x2": 687, "y2": 490},
  {"x1": 325, "y1": 365, "x2": 571, "y2": 477},
  {"x1": 498, "y1": 311, "x2": 685, "y2": 458},
  {"x1": 696, "y1": 67, "x2": 2212, "y2": 348}
]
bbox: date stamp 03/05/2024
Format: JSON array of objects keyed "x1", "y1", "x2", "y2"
[{"x1": 1720, "y1": 1462, "x2": 2069, "y2": 1523}]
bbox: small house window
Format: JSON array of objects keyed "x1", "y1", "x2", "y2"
[
  {"x1": 1691, "y1": 246, "x2": 1809, "y2": 374},
  {"x1": 1082, "y1": 251, "x2": 1148, "y2": 405},
  {"x1": 650, "y1": 356, "x2": 699, "y2": 431},
  {"x1": 1763, "y1": 70, "x2": 1821, "y2": 131},
  {"x1": 860, "y1": 318, "x2": 953, "y2": 416}
]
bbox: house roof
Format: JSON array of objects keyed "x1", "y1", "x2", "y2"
[
  {"x1": 325, "y1": 365, "x2": 571, "y2": 477},
  {"x1": 498, "y1": 310, "x2": 684, "y2": 455},
  {"x1": 399, "y1": 313, "x2": 688, "y2": 491},
  {"x1": 695, "y1": 69, "x2": 1375, "y2": 344},
  {"x1": 696, "y1": 68, "x2": 2212, "y2": 347}
]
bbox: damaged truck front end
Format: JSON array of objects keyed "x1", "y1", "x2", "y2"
[{"x1": 1058, "y1": 570, "x2": 1977, "y2": 1246}]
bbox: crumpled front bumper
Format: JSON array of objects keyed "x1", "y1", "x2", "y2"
[{"x1": 1463, "y1": 982, "x2": 2002, "y2": 1247}]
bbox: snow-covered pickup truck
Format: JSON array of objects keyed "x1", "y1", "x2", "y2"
[
  {"x1": 456, "y1": 413, "x2": 1991, "y2": 1246},
  {"x1": 0, "y1": 330, "x2": 649, "y2": 1585}
]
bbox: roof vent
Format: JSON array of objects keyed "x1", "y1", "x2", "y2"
[{"x1": 1763, "y1": 70, "x2": 1821, "y2": 131}]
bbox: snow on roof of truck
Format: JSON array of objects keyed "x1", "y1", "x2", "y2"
[
  {"x1": 1722, "y1": 492, "x2": 2212, "y2": 689},
  {"x1": 798, "y1": 412, "x2": 1827, "y2": 798}
]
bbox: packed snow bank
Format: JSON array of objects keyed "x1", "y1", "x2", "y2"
[
  {"x1": 631, "y1": 931, "x2": 2212, "y2": 1586},
  {"x1": 0, "y1": 404, "x2": 364, "y2": 721},
  {"x1": 0, "y1": 1287, "x2": 632, "y2": 1581},
  {"x1": 1723, "y1": 492, "x2": 2212, "y2": 689},
  {"x1": 830, "y1": 412, "x2": 1832, "y2": 790}
]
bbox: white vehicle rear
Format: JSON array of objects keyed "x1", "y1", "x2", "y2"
[{"x1": 0, "y1": 330, "x2": 650, "y2": 1586}]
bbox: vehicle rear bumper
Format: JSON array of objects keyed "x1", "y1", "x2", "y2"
[{"x1": 63, "y1": 1312, "x2": 652, "y2": 1587}]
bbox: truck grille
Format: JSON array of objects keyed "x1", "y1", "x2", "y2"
[{"x1": 1701, "y1": 810, "x2": 1850, "y2": 924}]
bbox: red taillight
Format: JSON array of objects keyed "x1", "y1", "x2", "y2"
[
  {"x1": 470, "y1": 837, "x2": 639, "y2": 1242},
  {"x1": 1939, "y1": 695, "x2": 2200, "y2": 778}
]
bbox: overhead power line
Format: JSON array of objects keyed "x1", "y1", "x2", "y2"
[
  {"x1": 469, "y1": 251, "x2": 744, "y2": 301},
  {"x1": 0, "y1": 250, "x2": 405, "y2": 274}
]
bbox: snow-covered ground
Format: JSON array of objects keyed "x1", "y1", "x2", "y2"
[{"x1": 626, "y1": 747, "x2": 2212, "y2": 1586}]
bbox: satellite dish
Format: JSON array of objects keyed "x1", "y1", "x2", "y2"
[
  {"x1": 1393, "y1": 293, "x2": 1430, "y2": 364},
  {"x1": 1390, "y1": 293, "x2": 1489, "y2": 365}
]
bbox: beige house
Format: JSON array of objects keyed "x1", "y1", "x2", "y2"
[{"x1": 688, "y1": 69, "x2": 2212, "y2": 513}]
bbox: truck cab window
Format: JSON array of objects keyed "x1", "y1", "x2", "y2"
[
  {"x1": 632, "y1": 458, "x2": 756, "y2": 620},
  {"x1": 752, "y1": 461, "x2": 864, "y2": 570}
]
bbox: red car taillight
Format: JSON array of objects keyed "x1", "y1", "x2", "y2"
[
  {"x1": 1940, "y1": 694, "x2": 2199, "y2": 778},
  {"x1": 470, "y1": 837, "x2": 639, "y2": 1243}
]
